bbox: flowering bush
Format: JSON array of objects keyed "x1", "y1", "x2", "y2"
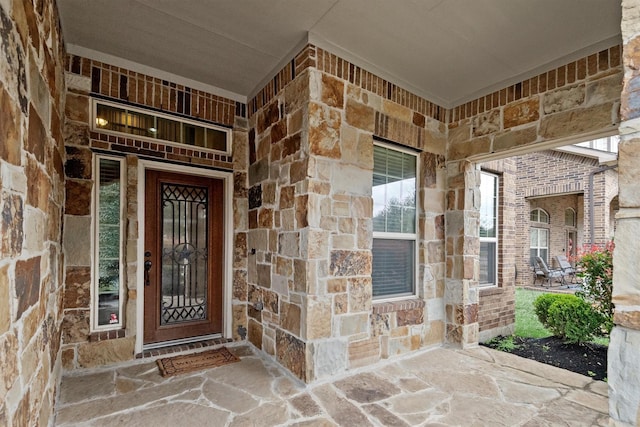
[{"x1": 575, "y1": 241, "x2": 614, "y2": 333}]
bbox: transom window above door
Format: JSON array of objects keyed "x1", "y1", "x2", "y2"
[{"x1": 92, "y1": 99, "x2": 231, "y2": 154}]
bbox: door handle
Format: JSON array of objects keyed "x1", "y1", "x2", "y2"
[{"x1": 144, "y1": 251, "x2": 152, "y2": 287}]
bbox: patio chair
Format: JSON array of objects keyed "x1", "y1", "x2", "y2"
[
  {"x1": 533, "y1": 256, "x2": 565, "y2": 287},
  {"x1": 554, "y1": 254, "x2": 577, "y2": 284}
]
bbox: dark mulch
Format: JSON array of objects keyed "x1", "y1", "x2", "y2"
[{"x1": 482, "y1": 336, "x2": 608, "y2": 381}]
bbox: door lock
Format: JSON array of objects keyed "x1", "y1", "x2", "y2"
[{"x1": 144, "y1": 251, "x2": 152, "y2": 287}]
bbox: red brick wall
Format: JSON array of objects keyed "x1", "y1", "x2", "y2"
[
  {"x1": 514, "y1": 150, "x2": 617, "y2": 287},
  {"x1": 479, "y1": 149, "x2": 618, "y2": 340},
  {"x1": 478, "y1": 159, "x2": 517, "y2": 340}
]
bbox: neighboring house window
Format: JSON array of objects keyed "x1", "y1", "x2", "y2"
[
  {"x1": 530, "y1": 208, "x2": 550, "y2": 265},
  {"x1": 480, "y1": 172, "x2": 498, "y2": 286},
  {"x1": 372, "y1": 143, "x2": 417, "y2": 299},
  {"x1": 93, "y1": 155, "x2": 125, "y2": 330},
  {"x1": 565, "y1": 208, "x2": 576, "y2": 227},
  {"x1": 530, "y1": 228, "x2": 549, "y2": 264},
  {"x1": 530, "y1": 208, "x2": 549, "y2": 223}
]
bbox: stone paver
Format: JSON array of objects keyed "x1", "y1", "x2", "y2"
[{"x1": 54, "y1": 345, "x2": 610, "y2": 426}]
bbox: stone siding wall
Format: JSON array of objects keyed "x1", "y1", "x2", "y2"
[
  {"x1": 0, "y1": 0, "x2": 67, "y2": 425},
  {"x1": 610, "y1": 1, "x2": 640, "y2": 424},
  {"x1": 61, "y1": 55, "x2": 249, "y2": 369},
  {"x1": 246, "y1": 45, "x2": 447, "y2": 382}
]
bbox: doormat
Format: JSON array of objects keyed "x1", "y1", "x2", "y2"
[{"x1": 156, "y1": 347, "x2": 240, "y2": 377}]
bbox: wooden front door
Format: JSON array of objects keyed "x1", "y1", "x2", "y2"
[{"x1": 144, "y1": 170, "x2": 224, "y2": 344}]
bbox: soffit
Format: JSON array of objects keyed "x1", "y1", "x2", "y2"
[{"x1": 58, "y1": 0, "x2": 622, "y2": 107}]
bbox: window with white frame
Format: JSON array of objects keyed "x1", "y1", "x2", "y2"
[
  {"x1": 372, "y1": 143, "x2": 417, "y2": 299},
  {"x1": 530, "y1": 208, "x2": 550, "y2": 265},
  {"x1": 93, "y1": 155, "x2": 125, "y2": 330},
  {"x1": 530, "y1": 228, "x2": 549, "y2": 265},
  {"x1": 480, "y1": 172, "x2": 498, "y2": 286}
]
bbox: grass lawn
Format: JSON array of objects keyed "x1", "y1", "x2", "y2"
[
  {"x1": 514, "y1": 288, "x2": 610, "y2": 346},
  {"x1": 514, "y1": 288, "x2": 551, "y2": 338}
]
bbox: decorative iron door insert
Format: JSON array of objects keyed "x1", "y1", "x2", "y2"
[{"x1": 144, "y1": 170, "x2": 223, "y2": 344}]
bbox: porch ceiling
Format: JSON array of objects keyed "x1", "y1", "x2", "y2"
[{"x1": 58, "y1": 0, "x2": 621, "y2": 108}]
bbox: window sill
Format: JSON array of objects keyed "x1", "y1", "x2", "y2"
[
  {"x1": 479, "y1": 286, "x2": 503, "y2": 297},
  {"x1": 372, "y1": 298, "x2": 425, "y2": 314}
]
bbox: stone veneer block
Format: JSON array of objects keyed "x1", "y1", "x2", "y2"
[
  {"x1": 276, "y1": 329, "x2": 307, "y2": 381},
  {"x1": 309, "y1": 103, "x2": 341, "y2": 158},
  {"x1": 423, "y1": 320, "x2": 445, "y2": 346},
  {"x1": 612, "y1": 218, "x2": 640, "y2": 304},
  {"x1": 448, "y1": 136, "x2": 491, "y2": 161},
  {"x1": 0, "y1": 265, "x2": 9, "y2": 333},
  {"x1": 493, "y1": 125, "x2": 538, "y2": 152},
  {"x1": 618, "y1": 139, "x2": 640, "y2": 207},
  {"x1": 306, "y1": 297, "x2": 332, "y2": 340},
  {"x1": 614, "y1": 311, "x2": 640, "y2": 330},
  {"x1": 543, "y1": 84, "x2": 585, "y2": 114},
  {"x1": 539, "y1": 102, "x2": 616, "y2": 140},
  {"x1": 329, "y1": 250, "x2": 371, "y2": 277},
  {"x1": 345, "y1": 98, "x2": 375, "y2": 132},
  {"x1": 65, "y1": 92, "x2": 89, "y2": 123},
  {"x1": 65, "y1": 180, "x2": 92, "y2": 216},
  {"x1": 312, "y1": 339, "x2": 348, "y2": 378},
  {"x1": 280, "y1": 301, "x2": 301, "y2": 336},
  {"x1": 63, "y1": 122, "x2": 90, "y2": 147},
  {"x1": 63, "y1": 215, "x2": 91, "y2": 266},
  {"x1": 503, "y1": 97, "x2": 540, "y2": 128},
  {"x1": 348, "y1": 338, "x2": 381, "y2": 368},
  {"x1": 348, "y1": 277, "x2": 372, "y2": 312},
  {"x1": 339, "y1": 313, "x2": 369, "y2": 336},
  {"x1": 472, "y1": 109, "x2": 500, "y2": 136},
  {"x1": 14, "y1": 257, "x2": 41, "y2": 320},
  {"x1": 248, "y1": 318, "x2": 263, "y2": 349},
  {"x1": 77, "y1": 337, "x2": 135, "y2": 368},
  {"x1": 61, "y1": 310, "x2": 90, "y2": 343},
  {"x1": 586, "y1": 72, "x2": 622, "y2": 106},
  {"x1": 26, "y1": 104, "x2": 46, "y2": 163},
  {"x1": 321, "y1": 74, "x2": 345, "y2": 108},
  {"x1": 608, "y1": 327, "x2": 640, "y2": 425},
  {"x1": 1, "y1": 193, "x2": 24, "y2": 257},
  {"x1": 63, "y1": 267, "x2": 91, "y2": 309},
  {"x1": 0, "y1": 84, "x2": 21, "y2": 165}
]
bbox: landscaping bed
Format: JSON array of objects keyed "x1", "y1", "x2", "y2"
[
  {"x1": 482, "y1": 288, "x2": 609, "y2": 381},
  {"x1": 482, "y1": 335, "x2": 608, "y2": 381}
]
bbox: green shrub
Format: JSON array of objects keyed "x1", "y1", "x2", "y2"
[
  {"x1": 534, "y1": 294, "x2": 602, "y2": 343},
  {"x1": 533, "y1": 294, "x2": 577, "y2": 326}
]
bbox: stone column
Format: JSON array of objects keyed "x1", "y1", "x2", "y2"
[
  {"x1": 444, "y1": 160, "x2": 479, "y2": 346},
  {"x1": 609, "y1": 1, "x2": 640, "y2": 425}
]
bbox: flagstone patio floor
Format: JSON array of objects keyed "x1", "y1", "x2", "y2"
[{"x1": 54, "y1": 344, "x2": 610, "y2": 426}]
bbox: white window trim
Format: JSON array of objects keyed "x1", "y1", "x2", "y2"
[
  {"x1": 91, "y1": 98, "x2": 232, "y2": 155},
  {"x1": 372, "y1": 141, "x2": 419, "y2": 302},
  {"x1": 530, "y1": 227, "x2": 550, "y2": 262},
  {"x1": 91, "y1": 154, "x2": 125, "y2": 331},
  {"x1": 479, "y1": 171, "x2": 499, "y2": 287}
]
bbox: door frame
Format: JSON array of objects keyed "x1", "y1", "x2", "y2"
[{"x1": 135, "y1": 160, "x2": 233, "y2": 354}]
